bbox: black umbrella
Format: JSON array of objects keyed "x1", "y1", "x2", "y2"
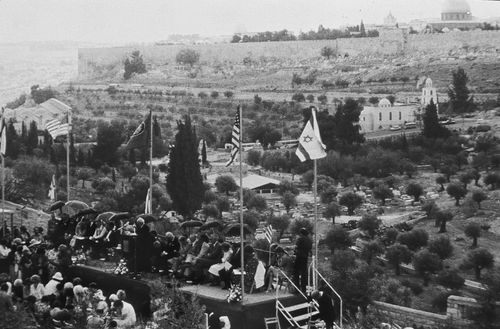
[
  {"x1": 200, "y1": 221, "x2": 224, "y2": 231},
  {"x1": 95, "y1": 212, "x2": 116, "y2": 223},
  {"x1": 47, "y1": 201, "x2": 65, "y2": 212},
  {"x1": 74, "y1": 208, "x2": 99, "y2": 218},
  {"x1": 137, "y1": 214, "x2": 157, "y2": 224},
  {"x1": 62, "y1": 200, "x2": 89, "y2": 217},
  {"x1": 109, "y1": 212, "x2": 130, "y2": 222},
  {"x1": 224, "y1": 223, "x2": 252, "y2": 237},
  {"x1": 179, "y1": 220, "x2": 203, "y2": 229}
]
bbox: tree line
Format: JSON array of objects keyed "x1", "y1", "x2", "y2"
[{"x1": 231, "y1": 23, "x2": 378, "y2": 43}]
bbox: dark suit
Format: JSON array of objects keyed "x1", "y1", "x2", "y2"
[
  {"x1": 136, "y1": 224, "x2": 153, "y2": 272},
  {"x1": 293, "y1": 234, "x2": 312, "y2": 292},
  {"x1": 316, "y1": 292, "x2": 335, "y2": 329}
]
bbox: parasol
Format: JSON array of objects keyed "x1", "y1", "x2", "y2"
[
  {"x1": 74, "y1": 208, "x2": 99, "y2": 218},
  {"x1": 179, "y1": 220, "x2": 203, "y2": 229},
  {"x1": 136, "y1": 214, "x2": 157, "y2": 224},
  {"x1": 62, "y1": 200, "x2": 89, "y2": 217},
  {"x1": 200, "y1": 220, "x2": 224, "y2": 231},
  {"x1": 47, "y1": 201, "x2": 65, "y2": 213},
  {"x1": 95, "y1": 212, "x2": 116, "y2": 223},
  {"x1": 223, "y1": 223, "x2": 252, "y2": 237}
]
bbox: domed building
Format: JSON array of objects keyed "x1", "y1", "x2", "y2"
[
  {"x1": 441, "y1": 0, "x2": 472, "y2": 21},
  {"x1": 409, "y1": 0, "x2": 482, "y2": 32}
]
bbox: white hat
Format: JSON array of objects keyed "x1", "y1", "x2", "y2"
[
  {"x1": 109, "y1": 294, "x2": 119, "y2": 302},
  {"x1": 52, "y1": 272, "x2": 63, "y2": 281}
]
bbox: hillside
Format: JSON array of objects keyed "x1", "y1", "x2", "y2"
[{"x1": 78, "y1": 30, "x2": 500, "y2": 95}]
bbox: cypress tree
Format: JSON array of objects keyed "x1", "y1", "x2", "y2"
[
  {"x1": 423, "y1": 100, "x2": 450, "y2": 139},
  {"x1": 448, "y1": 67, "x2": 473, "y2": 114},
  {"x1": 27, "y1": 121, "x2": 38, "y2": 155},
  {"x1": 201, "y1": 140, "x2": 207, "y2": 165},
  {"x1": 6, "y1": 121, "x2": 20, "y2": 159},
  {"x1": 166, "y1": 115, "x2": 204, "y2": 218}
]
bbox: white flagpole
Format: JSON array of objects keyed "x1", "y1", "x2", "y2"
[
  {"x1": 149, "y1": 110, "x2": 153, "y2": 214},
  {"x1": 238, "y1": 104, "x2": 244, "y2": 300},
  {"x1": 313, "y1": 158, "x2": 318, "y2": 289},
  {"x1": 67, "y1": 109, "x2": 71, "y2": 202}
]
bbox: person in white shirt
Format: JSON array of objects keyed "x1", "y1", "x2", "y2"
[
  {"x1": 113, "y1": 299, "x2": 136, "y2": 328},
  {"x1": 44, "y1": 272, "x2": 63, "y2": 296},
  {"x1": 29, "y1": 274, "x2": 45, "y2": 301}
]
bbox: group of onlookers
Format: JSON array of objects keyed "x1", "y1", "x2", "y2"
[{"x1": 0, "y1": 269, "x2": 137, "y2": 328}]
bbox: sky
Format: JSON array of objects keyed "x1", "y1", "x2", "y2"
[{"x1": 0, "y1": 0, "x2": 499, "y2": 44}]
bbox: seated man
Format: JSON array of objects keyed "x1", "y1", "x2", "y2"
[
  {"x1": 161, "y1": 232, "x2": 180, "y2": 270},
  {"x1": 193, "y1": 236, "x2": 223, "y2": 284},
  {"x1": 112, "y1": 299, "x2": 136, "y2": 328}
]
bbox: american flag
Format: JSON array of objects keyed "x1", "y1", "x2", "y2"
[
  {"x1": 225, "y1": 106, "x2": 241, "y2": 167},
  {"x1": 0, "y1": 108, "x2": 6, "y2": 156},
  {"x1": 45, "y1": 119, "x2": 70, "y2": 139},
  {"x1": 264, "y1": 224, "x2": 273, "y2": 243}
]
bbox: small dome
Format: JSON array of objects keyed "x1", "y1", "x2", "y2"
[
  {"x1": 379, "y1": 98, "x2": 391, "y2": 107},
  {"x1": 425, "y1": 78, "x2": 433, "y2": 88},
  {"x1": 442, "y1": 0, "x2": 471, "y2": 14}
]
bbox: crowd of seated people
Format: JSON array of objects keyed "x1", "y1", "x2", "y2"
[
  {"x1": 1, "y1": 215, "x2": 299, "y2": 298},
  {"x1": 0, "y1": 267, "x2": 137, "y2": 329}
]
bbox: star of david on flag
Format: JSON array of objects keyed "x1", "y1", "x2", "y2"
[{"x1": 295, "y1": 107, "x2": 326, "y2": 162}]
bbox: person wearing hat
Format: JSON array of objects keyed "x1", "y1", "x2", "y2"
[
  {"x1": 311, "y1": 290, "x2": 335, "y2": 329},
  {"x1": 29, "y1": 274, "x2": 45, "y2": 301},
  {"x1": 20, "y1": 245, "x2": 33, "y2": 281},
  {"x1": 45, "y1": 272, "x2": 63, "y2": 296},
  {"x1": 293, "y1": 228, "x2": 312, "y2": 293}
]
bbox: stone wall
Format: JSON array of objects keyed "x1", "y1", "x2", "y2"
[
  {"x1": 371, "y1": 295, "x2": 500, "y2": 329},
  {"x1": 370, "y1": 296, "x2": 478, "y2": 329},
  {"x1": 77, "y1": 30, "x2": 500, "y2": 78},
  {"x1": 371, "y1": 301, "x2": 450, "y2": 329}
]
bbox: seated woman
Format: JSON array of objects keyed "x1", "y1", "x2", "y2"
[
  {"x1": 265, "y1": 246, "x2": 289, "y2": 292},
  {"x1": 208, "y1": 242, "x2": 233, "y2": 288},
  {"x1": 89, "y1": 220, "x2": 107, "y2": 259},
  {"x1": 241, "y1": 245, "x2": 261, "y2": 293}
]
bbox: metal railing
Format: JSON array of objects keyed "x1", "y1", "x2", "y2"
[
  {"x1": 313, "y1": 267, "x2": 343, "y2": 329},
  {"x1": 274, "y1": 269, "x2": 318, "y2": 328}
]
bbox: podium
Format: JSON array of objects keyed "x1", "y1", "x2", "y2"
[{"x1": 122, "y1": 234, "x2": 137, "y2": 272}]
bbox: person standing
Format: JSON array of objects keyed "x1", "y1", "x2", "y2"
[
  {"x1": 135, "y1": 218, "x2": 153, "y2": 273},
  {"x1": 311, "y1": 290, "x2": 335, "y2": 329},
  {"x1": 293, "y1": 228, "x2": 312, "y2": 293}
]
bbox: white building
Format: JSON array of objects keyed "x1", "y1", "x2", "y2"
[
  {"x1": 4, "y1": 98, "x2": 71, "y2": 134},
  {"x1": 421, "y1": 77, "x2": 439, "y2": 109},
  {"x1": 359, "y1": 98, "x2": 418, "y2": 133}
]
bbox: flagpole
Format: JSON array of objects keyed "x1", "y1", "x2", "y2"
[
  {"x1": 149, "y1": 110, "x2": 153, "y2": 214},
  {"x1": 67, "y1": 108, "x2": 71, "y2": 202},
  {"x1": 313, "y1": 158, "x2": 318, "y2": 289},
  {"x1": 1, "y1": 154, "x2": 4, "y2": 235},
  {"x1": 238, "y1": 104, "x2": 244, "y2": 300}
]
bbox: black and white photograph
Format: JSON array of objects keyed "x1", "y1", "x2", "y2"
[{"x1": 1, "y1": 1, "x2": 500, "y2": 328}]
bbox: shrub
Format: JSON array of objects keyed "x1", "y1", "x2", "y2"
[
  {"x1": 290, "y1": 218, "x2": 314, "y2": 237},
  {"x1": 436, "y1": 270, "x2": 465, "y2": 290},
  {"x1": 432, "y1": 291, "x2": 457, "y2": 313},
  {"x1": 401, "y1": 279, "x2": 424, "y2": 296},
  {"x1": 324, "y1": 226, "x2": 353, "y2": 253}
]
